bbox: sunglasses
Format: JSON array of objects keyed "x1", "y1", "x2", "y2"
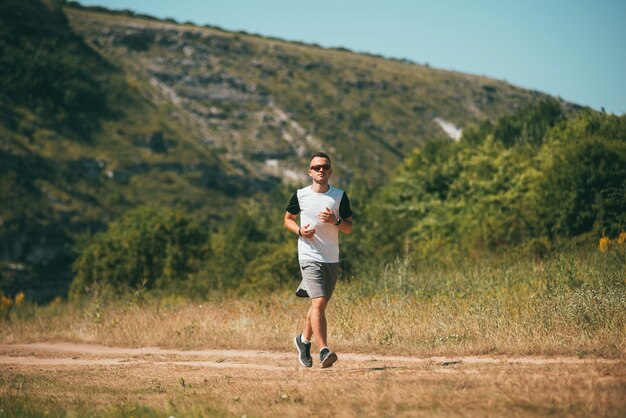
[{"x1": 310, "y1": 164, "x2": 331, "y2": 172}]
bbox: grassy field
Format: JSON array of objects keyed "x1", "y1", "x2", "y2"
[
  {"x1": 2, "y1": 248, "x2": 624, "y2": 357},
  {"x1": 1, "y1": 248, "x2": 624, "y2": 416}
]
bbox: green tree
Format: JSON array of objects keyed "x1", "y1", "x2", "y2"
[
  {"x1": 363, "y1": 138, "x2": 463, "y2": 259},
  {"x1": 463, "y1": 99, "x2": 564, "y2": 147},
  {"x1": 362, "y1": 106, "x2": 626, "y2": 262},
  {"x1": 536, "y1": 120, "x2": 626, "y2": 237},
  {"x1": 71, "y1": 206, "x2": 209, "y2": 297}
]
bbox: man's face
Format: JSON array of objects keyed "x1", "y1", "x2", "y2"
[{"x1": 309, "y1": 157, "x2": 332, "y2": 183}]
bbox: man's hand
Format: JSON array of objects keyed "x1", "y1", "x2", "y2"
[
  {"x1": 300, "y1": 223, "x2": 316, "y2": 238},
  {"x1": 318, "y1": 207, "x2": 338, "y2": 224}
]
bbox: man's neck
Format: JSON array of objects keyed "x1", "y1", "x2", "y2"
[{"x1": 311, "y1": 182, "x2": 330, "y2": 193}]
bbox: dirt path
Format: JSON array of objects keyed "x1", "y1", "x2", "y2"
[
  {"x1": 0, "y1": 342, "x2": 621, "y2": 370},
  {"x1": 3, "y1": 342, "x2": 624, "y2": 417}
]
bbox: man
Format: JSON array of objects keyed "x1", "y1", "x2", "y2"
[{"x1": 284, "y1": 152, "x2": 353, "y2": 368}]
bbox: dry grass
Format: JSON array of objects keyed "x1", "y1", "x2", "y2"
[
  {"x1": 2, "y1": 249, "x2": 625, "y2": 358},
  {"x1": 1, "y1": 283, "x2": 624, "y2": 359}
]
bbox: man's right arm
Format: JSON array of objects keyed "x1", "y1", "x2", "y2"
[
  {"x1": 284, "y1": 191, "x2": 301, "y2": 236},
  {"x1": 284, "y1": 212, "x2": 316, "y2": 238},
  {"x1": 284, "y1": 191, "x2": 315, "y2": 238},
  {"x1": 284, "y1": 212, "x2": 300, "y2": 235}
]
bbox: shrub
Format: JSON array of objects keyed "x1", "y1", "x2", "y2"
[
  {"x1": 70, "y1": 206, "x2": 209, "y2": 297},
  {"x1": 536, "y1": 121, "x2": 626, "y2": 237}
]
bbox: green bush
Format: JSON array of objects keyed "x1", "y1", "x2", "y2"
[
  {"x1": 242, "y1": 241, "x2": 300, "y2": 293},
  {"x1": 536, "y1": 112, "x2": 626, "y2": 237},
  {"x1": 537, "y1": 137, "x2": 626, "y2": 237},
  {"x1": 199, "y1": 198, "x2": 300, "y2": 293},
  {"x1": 70, "y1": 206, "x2": 209, "y2": 297}
]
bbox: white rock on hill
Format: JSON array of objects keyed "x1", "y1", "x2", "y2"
[{"x1": 434, "y1": 117, "x2": 462, "y2": 141}]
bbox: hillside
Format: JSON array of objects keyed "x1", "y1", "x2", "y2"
[
  {"x1": 0, "y1": 0, "x2": 576, "y2": 300},
  {"x1": 63, "y1": 4, "x2": 570, "y2": 186}
]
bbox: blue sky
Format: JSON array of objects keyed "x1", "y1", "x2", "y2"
[{"x1": 78, "y1": 0, "x2": 626, "y2": 114}]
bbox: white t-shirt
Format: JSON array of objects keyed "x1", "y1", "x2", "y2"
[{"x1": 286, "y1": 185, "x2": 352, "y2": 263}]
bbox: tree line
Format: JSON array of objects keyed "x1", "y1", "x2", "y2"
[{"x1": 70, "y1": 101, "x2": 626, "y2": 297}]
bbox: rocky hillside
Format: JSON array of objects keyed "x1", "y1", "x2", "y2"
[
  {"x1": 65, "y1": 4, "x2": 567, "y2": 186},
  {"x1": 0, "y1": 0, "x2": 576, "y2": 300}
]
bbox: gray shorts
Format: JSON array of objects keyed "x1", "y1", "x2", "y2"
[{"x1": 295, "y1": 260, "x2": 339, "y2": 299}]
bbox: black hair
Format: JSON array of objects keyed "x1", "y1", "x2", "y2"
[{"x1": 310, "y1": 152, "x2": 331, "y2": 164}]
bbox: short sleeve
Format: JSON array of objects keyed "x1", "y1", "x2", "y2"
[
  {"x1": 339, "y1": 192, "x2": 352, "y2": 219},
  {"x1": 286, "y1": 192, "x2": 300, "y2": 215}
]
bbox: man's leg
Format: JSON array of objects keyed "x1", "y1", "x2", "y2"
[
  {"x1": 303, "y1": 305, "x2": 313, "y2": 342},
  {"x1": 308, "y1": 296, "x2": 338, "y2": 368},
  {"x1": 304, "y1": 297, "x2": 328, "y2": 348},
  {"x1": 296, "y1": 262, "x2": 338, "y2": 368},
  {"x1": 294, "y1": 299, "x2": 326, "y2": 367}
]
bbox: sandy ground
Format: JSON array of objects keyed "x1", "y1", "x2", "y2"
[{"x1": 1, "y1": 342, "x2": 621, "y2": 370}]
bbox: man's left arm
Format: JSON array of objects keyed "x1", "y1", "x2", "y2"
[
  {"x1": 337, "y1": 191, "x2": 353, "y2": 234},
  {"x1": 319, "y1": 208, "x2": 352, "y2": 233},
  {"x1": 337, "y1": 216, "x2": 352, "y2": 234},
  {"x1": 318, "y1": 192, "x2": 353, "y2": 233},
  {"x1": 335, "y1": 192, "x2": 352, "y2": 234}
]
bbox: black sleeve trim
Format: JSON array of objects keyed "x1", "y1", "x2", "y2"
[
  {"x1": 339, "y1": 192, "x2": 353, "y2": 219},
  {"x1": 286, "y1": 192, "x2": 300, "y2": 215}
]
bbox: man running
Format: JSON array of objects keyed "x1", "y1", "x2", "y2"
[{"x1": 284, "y1": 152, "x2": 353, "y2": 368}]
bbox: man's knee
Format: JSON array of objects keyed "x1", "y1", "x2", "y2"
[{"x1": 311, "y1": 297, "x2": 328, "y2": 312}]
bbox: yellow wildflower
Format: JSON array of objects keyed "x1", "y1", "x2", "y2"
[
  {"x1": 15, "y1": 291, "x2": 25, "y2": 306},
  {"x1": 618, "y1": 231, "x2": 626, "y2": 247},
  {"x1": 0, "y1": 293, "x2": 12, "y2": 310},
  {"x1": 599, "y1": 236, "x2": 610, "y2": 252}
]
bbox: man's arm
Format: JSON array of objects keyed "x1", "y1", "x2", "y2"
[
  {"x1": 338, "y1": 192, "x2": 353, "y2": 234},
  {"x1": 338, "y1": 216, "x2": 353, "y2": 234},
  {"x1": 284, "y1": 212, "x2": 300, "y2": 235},
  {"x1": 318, "y1": 208, "x2": 352, "y2": 234},
  {"x1": 284, "y1": 212, "x2": 316, "y2": 238}
]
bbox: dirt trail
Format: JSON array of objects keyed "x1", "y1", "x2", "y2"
[{"x1": 0, "y1": 342, "x2": 620, "y2": 370}]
